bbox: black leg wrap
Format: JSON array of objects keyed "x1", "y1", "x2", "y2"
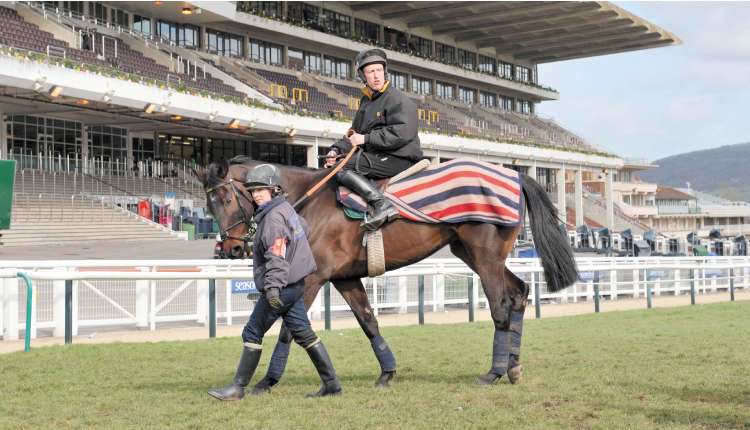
[
  {"x1": 208, "y1": 346, "x2": 262, "y2": 401},
  {"x1": 305, "y1": 342, "x2": 342, "y2": 397},
  {"x1": 476, "y1": 329, "x2": 510, "y2": 385},
  {"x1": 508, "y1": 310, "x2": 525, "y2": 384}
]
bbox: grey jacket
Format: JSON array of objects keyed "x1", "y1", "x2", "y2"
[
  {"x1": 252, "y1": 196, "x2": 317, "y2": 292},
  {"x1": 332, "y1": 83, "x2": 423, "y2": 161}
]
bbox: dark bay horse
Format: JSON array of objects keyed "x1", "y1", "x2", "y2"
[{"x1": 194, "y1": 158, "x2": 577, "y2": 390}]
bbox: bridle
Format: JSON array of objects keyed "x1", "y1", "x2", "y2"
[{"x1": 206, "y1": 178, "x2": 257, "y2": 254}]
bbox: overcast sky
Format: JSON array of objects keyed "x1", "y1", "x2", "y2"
[{"x1": 537, "y1": 1, "x2": 750, "y2": 162}]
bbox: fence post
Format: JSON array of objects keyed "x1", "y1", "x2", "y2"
[
  {"x1": 646, "y1": 281, "x2": 652, "y2": 309},
  {"x1": 690, "y1": 268, "x2": 696, "y2": 305},
  {"x1": 52, "y1": 279, "x2": 66, "y2": 337},
  {"x1": 135, "y1": 268, "x2": 149, "y2": 328},
  {"x1": 593, "y1": 271, "x2": 600, "y2": 313},
  {"x1": 2, "y1": 275, "x2": 19, "y2": 341},
  {"x1": 324, "y1": 282, "x2": 331, "y2": 331},
  {"x1": 467, "y1": 275, "x2": 475, "y2": 322},
  {"x1": 418, "y1": 274, "x2": 425, "y2": 325},
  {"x1": 533, "y1": 272, "x2": 541, "y2": 319},
  {"x1": 729, "y1": 268, "x2": 735, "y2": 302},
  {"x1": 65, "y1": 279, "x2": 73, "y2": 344},
  {"x1": 208, "y1": 279, "x2": 216, "y2": 338},
  {"x1": 398, "y1": 277, "x2": 408, "y2": 314}
]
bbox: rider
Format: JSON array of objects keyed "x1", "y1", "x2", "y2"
[
  {"x1": 325, "y1": 48, "x2": 423, "y2": 231},
  {"x1": 208, "y1": 164, "x2": 341, "y2": 400}
]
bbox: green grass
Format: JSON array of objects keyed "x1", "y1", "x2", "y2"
[{"x1": 2, "y1": 302, "x2": 750, "y2": 430}]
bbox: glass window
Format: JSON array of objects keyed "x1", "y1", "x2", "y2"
[
  {"x1": 302, "y1": 3, "x2": 320, "y2": 27},
  {"x1": 91, "y1": 2, "x2": 107, "y2": 22},
  {"x1": 179, "y1": 25, "x2": 200, "y2": 49},
  {"x1": 354, "y1": 19, "x2": 379, "y2": 43},
  {"x1": 457, "y1": 49, "x2": 476, "y2": 71},
  {"x1": 237, "y1": 1, "x2": 282, "y2": 18},
  {"x1": 321, "y1": 9, "x2": 351, "y2": 38},
  {"x1": 390, "y1": 70, "x2": 407, "y2": 91},
  {"x1": 458, "y1": 86, "x2": 476, "y2": 104},
  {"x1": 249, "y1": 38, "x2": 282, "y2": 64},
  {"x1": 409, "y1": 35, "x2": 432, "y2": 58},
  {"x1": 323, "y1": 55, "x2": 350, "y2": 79},
  {"x1": 435, "y1": 42, "x2": 455, "y2": 65},
  {"x1": 517, "y1": 99, "x2": 531, "y2": 114},
  {"x1": 516, "y1": 65, "x2": 530, "y2": 82},
  {"x1": 501, "y1": 96, "x2": 514, "y2": 111},
  {"x1": 133, "y1": 15, "x2": 151, "y2": 36},
  {"x1": 436, "y1": 81, "x2": 454, "y2": 100},
  {"x1": 304, "y1": 52, "x2": 322, "y2": 73},
  {"x1": 478, "y1": 54, "x2": 495, "y2": 75},
  {"x1": 208, "y1": 29, "x2": 244, "y2": 57},
  {"x1": 384, "y1": 27, "x2": 407, "y2": 51},
  {"x1": 112, "y1": 8, "x2": 128, "y2": 27},
  {"x1": 479, "y1": 91, "x2": 496, "y2": 108},
  {"x1": 411, "y1": 76, "x2": 432, "y2": 95},
  {"x1": 62, "y1": 1, "x2": 84, "y2": 16},
  {"x1": 499, "y1": 61, "x2": 513, "y2": 79}
]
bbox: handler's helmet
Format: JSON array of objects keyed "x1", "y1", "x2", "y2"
[
  {"x1": 244, "y1": 164, "x2": 282, "y2": 191},
  {"x1": 355, "y1": 48, "x2": 388, "y2": 83}
]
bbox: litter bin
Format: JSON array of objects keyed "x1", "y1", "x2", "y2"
[
  {"x1": 0, "y1": 160, "x2": 16, "y2": 230},
  {"x1": 181, "y1": 222, "x2": 195, "y2": 241}
]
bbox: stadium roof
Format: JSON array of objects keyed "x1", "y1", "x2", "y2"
[{"x1": 350, "y1": 1, "x2": 680, "y2": 63}]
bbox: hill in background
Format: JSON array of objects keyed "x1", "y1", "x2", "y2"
[{"x1": 638, "y1": 143, "x2": 750, "y2": 203}]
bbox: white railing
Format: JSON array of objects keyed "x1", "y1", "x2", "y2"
[{"x1": 1, "y1": 256, "x2": 748, "y2": 344}]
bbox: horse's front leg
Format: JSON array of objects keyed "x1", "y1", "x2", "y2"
[
  {"x1": 250, "y1": 276, "x2": 326, "y2": 395},
  {"x1": 335, "y1": 277, "x2": 397, "y2": 387}
]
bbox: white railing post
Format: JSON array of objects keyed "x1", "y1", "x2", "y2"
[
  {"x1": 72, "y1": 280, "x2": 79, "y2": 336},
  {"x1": 610, "y1": 269, "x2": 617, "y2": 300},
  {"x1": 398, "y1": 276, "x2": 407, "y2": 314},
  {"x1": 135, "y1": 267, "x2": 149, "y2": 328},
  {"x1": 434, "y1": 266, "x2": 445, "y2": 312},
  {"x1": 372, "y1": 277, "x2": 379, "y2": 317},
  {"x1": 632, "y1": 268, "x2": 640, "y2": 298},
  {"x1": 52, "y1": 278, "x2": 66, "y2": 337},
  {"x1": 311, "y1": 288, "x2": 322, "y2": 320},
  {"x1": 196, "y1": 276, "x2": 209, "y2": 325},
  {"x1": 2, "y1": 276, "x2": 19, "y2": 341},
  {"x1": 471, "y1": 273, "x2": 480, "y2": 311},
  {"x1": 674, "y1": 269, "x2": 681, "y2": 295},
  {"x1": 149, "y1": 279, "x2": 156, "y2": 331},
  {"x1": 225, "y1": 279, "x2": 232, "y2": 326}
]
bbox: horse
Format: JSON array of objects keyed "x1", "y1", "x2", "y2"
[{"x1": 194, "y1": 157, "x2": 578, "y2": 391}]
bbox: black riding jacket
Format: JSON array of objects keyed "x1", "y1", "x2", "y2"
[
  {"x1": 252, "y1": 196, "x2": 316, "y2": 292},
  {"x1": 332, "y1": 82, "x2": 423, "y2": 161}
]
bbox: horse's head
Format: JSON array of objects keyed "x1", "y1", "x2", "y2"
[{"x1": 194, "y1": 159, "x2": 255, "y2": 259}]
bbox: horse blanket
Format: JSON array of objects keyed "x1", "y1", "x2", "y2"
[{"x1": 337, "y1": 159, "x2": 523, "y2": 226}]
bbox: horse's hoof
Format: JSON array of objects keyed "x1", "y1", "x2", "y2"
[
  {"x1": 508, "y1": 365, "x2": 523, "y2": 385},
  {"x1": 476, "y1": 372, "x2": 502, "y2": 386},
  {"x1": 375, "y1": 370, "x2": 395, "y2": 388}
]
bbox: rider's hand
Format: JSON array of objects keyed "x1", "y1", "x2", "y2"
[
  {"x1": 348, "y1": 132, "x2": 365, "y2": 147},
  {"x1": 265, "y1": 287, "x2": 284, "y2": 311},
  {"x1": 324, "y1": 150, "x2": 339, "y2": 168}
]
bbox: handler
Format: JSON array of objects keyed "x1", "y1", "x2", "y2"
[
  {"x1": 324, "y1": 48, "x2": 423, "y2": 231},
  {"x1": 208, "y1": 164, "x2": 341, "y2": 400}
]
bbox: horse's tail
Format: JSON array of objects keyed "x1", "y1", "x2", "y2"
[{"x1": 520, "y1": 174, "x2": 579, "y2": 292}]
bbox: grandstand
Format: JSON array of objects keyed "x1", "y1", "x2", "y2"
[{"x1": 0, "y1": 1, "x2": 683, "y2": 248}]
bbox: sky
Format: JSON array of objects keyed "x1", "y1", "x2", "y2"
[{"x1": 537, "y1": 1, "x2": 750, "y2": 162}]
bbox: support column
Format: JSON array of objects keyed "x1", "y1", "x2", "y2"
[
  {"x1": 556, "y1": 166, "x2": 566, "y2": 222},
  {"x1": 575, "y1": 168, "x2": 584, "y2": 227},
  {"x1": 528, "y1": 164, "x2": 537, "y2": 181},
  {"x1": 0, "y1": 111, "x2": 7, "y2": 159},
  {"x1": 430, "y1": 156, "x2": 440, "y2": 165},
  {"x1": 605, "y1": 170, "x2": 615, "y2": 230},
  {"x1": 81, "y1": 125, "x2": 89, "y2": 173},
  {"x1": 126, "y1": 132, "x2": 134, "y2": 172},
  {"x1": 306, "y1": 138, "x2": 319, "y2": 169}
]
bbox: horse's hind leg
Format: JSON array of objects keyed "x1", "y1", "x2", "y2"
[
  {"x1": 505, "y1": 269, "x2": 529, "y2": 384},
  {"x1": 335, "y1": 278, "x2": 397, "y2": 387},
  {"x1": 452, "y1": 224, "x2": 519, "y2": 385}
]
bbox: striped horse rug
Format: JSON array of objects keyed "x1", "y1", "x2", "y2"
[{"x1": 336, "y1": 159, "x2": 523, "y2": 226}]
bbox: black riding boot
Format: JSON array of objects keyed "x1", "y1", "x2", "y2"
[
  {"x1": 338, "y1": 170, "x2": 398, "y2": 231},
  {"x1": 208, "y1": 345, "x2": 262, "y2": 401},
  {"x1": 305, "y1": 342, "x2": 342, "y2": 397}
]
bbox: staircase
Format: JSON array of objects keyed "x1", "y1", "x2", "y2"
[{"x1": 566, "y1": 192, "x2": 647, "y2": 234}]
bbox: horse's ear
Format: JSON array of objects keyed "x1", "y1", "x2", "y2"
[
  {"x1": 191, "y1": 166, "x2": 206, "y2": 185},
  {"x1": 217, "y1": 158, "x2": 229, "y2": 178}
]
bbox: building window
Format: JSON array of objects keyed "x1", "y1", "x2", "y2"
[
  {"x1": 237, "y1": 1, "x2": 282, "y2": 18},
  {"x1": 501, "y1": 96, "x2": 514, "y2": 111},
  {"x1": 323, "y1": 56, "x2": 350, "y2": 79},
  {"x1": 288, "y1": 48, "x2": 304, "y2": 70},
  {"x1": 458, "y1": 86, "x2": 476, "y2": 104},
  {"x1": 499, "y1": 62, "x2": 513, "y2": 79},
  {"x1": 321, "y1": 9, "x2": 351, "y2": 38},
  {"x1": 516, "y1": 65, "x2": 530, "y2": 82},
  {"x1": 354, "y1": 19, "x2": 379, "y2": 43},
  {"x1": 412, "y1": 76, "x2": 432, "y2": 95},
  {"x1": 90, "y1": 2, "x2": 107, "y2": 22},
  {"x1": 435, "y1": 42, "x2": 456, "y2": 65},
  {"x1": 112, "y1": 8, "x2": 129, "y2": 27},
  {"x1": 62, "y1": 1, "x2": 84, "y2": 16},
  {"x1": 157, "y1": 20, "x2": 179, "y2": 45},
  {"x1": 249, "y1": 39, "x2": 282, "y2": 64},
  {"x1": 517, "y1": 99, "x2": 531, "y2": 114},
  {"x1": 133, "y1": 15, "x2": 151, "y2": 36},
  {"x1": 436, "y1": 81, "x2": 454, "y2": 99},
  {"x1": 479, "y1": 91, "x2": 496, "y2": 108},
  {"x1": 390, "y1": 70, "x2": 407, "y2": 91},
  {"x1": 457, "y1": 49, "x2": 476, "y2": 71},
  {"x1": 209, "y1": 29, "x2": 244, "y2": 57},
  {"x1": 478, "y1": 54, "x2": 496, "y2": 75},
  {"x1": 384, "y1": 27, "x2": 408, "y2": 51},
  {"x1": 305, "y1": 52, "x2": 322, "y2": 73},
  {"x1": 409, "y1": 35, "x2": 432, "y2": 58},
  {"x1": 179, "y1": 25, "x2": 200, "y2": 49}
]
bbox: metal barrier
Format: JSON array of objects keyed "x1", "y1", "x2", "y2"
[{"x1": 1, "y1": 256, "x2": 749, "y2": 350}]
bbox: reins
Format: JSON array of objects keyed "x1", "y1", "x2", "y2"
[{"x1": 291, "y1": 146, "x2": 358, "y2": 211}]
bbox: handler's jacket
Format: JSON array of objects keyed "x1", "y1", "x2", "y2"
[
  {"x1": 332, "y1": 81, "x2": 423, "y2": 162},
  {"x1": 252, "y1": 196, "x2": 316, "y2": 293}
]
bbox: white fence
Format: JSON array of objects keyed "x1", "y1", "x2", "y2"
[{"x1": 1, "y1": 256, "x2": 749, "y2": 343}]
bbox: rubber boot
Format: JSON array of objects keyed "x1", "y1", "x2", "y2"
[
  {"x1": 305, "y1": 342, "x2": 342, "y2": 397},
  {"x1": 337, "y1": 170, "x2": 398, "y2": 231},
  {"x1": 208, "y1": 346, "x2": 261, "y2": 401}
]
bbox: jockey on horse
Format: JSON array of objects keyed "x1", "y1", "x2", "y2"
[{"x1": 324, "y1": 48, "x2": 423, "y2": 231}]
